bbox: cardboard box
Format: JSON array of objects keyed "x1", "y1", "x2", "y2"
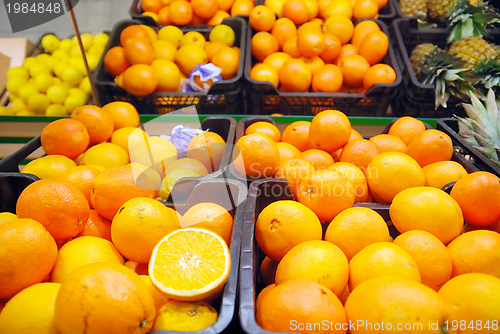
[{"x1": 0, "y1": 38, "x2": 34, "y2": 92}]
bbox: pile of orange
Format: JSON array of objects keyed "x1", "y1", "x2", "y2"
[
  {"x1": 103, "y1": 24, "x2": 240, "y2": 96},
  {"x1": 248, "y1": 3, "x2": 396, "y2": 93},
  {"x1": 140, "y1": 0, "x2": 255, "y2": 26},
  {"x1": 249, "y1": 112, "x2": 500, "y2": 332}
]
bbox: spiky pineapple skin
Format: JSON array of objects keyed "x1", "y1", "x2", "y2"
[
  {"x1": 448, "y1": 36, "x2": 497, "y2": 68},
  {"x1": 427, "y1": 0, "x2": 455, "y2": 20},
  {"x1": 410, "y1": 43, "x2": 441, "y2": 76},
  {"x1": 400, "y1": 0, "x2": 427, "y2": 16},
  {"x1": 491, "y1": 44, "x2": 500, "y2": 58}
]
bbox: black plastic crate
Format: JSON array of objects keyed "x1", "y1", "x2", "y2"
[
  {"x1": 0, "y1": 172, "x2": 246, "y2": 334},
  {"x1": 244, "y1": 19, "x2": 401, "y2": 116},
  {"x1": 392, "y1": 18, "x2": 500, "y2": 117},
  {"x1": 129, "y1": 0, "x2": 249, "y2": 25},
  {"x1": 238, "y1": 178, "x2": 398, "y2": 334},
  {"x1": 0, "y1": 116, "x2": 237, "y2": 202},
  {"x1": 437, "y1": 118, "x2": 500, "y2": 177},
  {"x1": 92, "y1": 18, "x2": 247, "y2": 114}
]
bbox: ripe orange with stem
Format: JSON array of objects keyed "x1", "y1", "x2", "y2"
[
  {"x1": 297, "y1": 29, "x2": 325, "y2": 58},
  {"x1": 252, "y1": 32, "x2": 279, "y2": 61},
  {"x1": 338, "y1": 54, "x2": 370, "y2": 87},
  {"x1": 250, "y1": 5, "x2": 277, "y2": 32}
]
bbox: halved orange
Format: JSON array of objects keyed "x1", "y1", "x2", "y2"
[{"x1": 149, "y1": 227, "x2": 231, "y2": 301}]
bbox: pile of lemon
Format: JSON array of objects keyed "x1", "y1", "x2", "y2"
[{"x1": 1, "y1": 33, "x2": 108, "y2": 117}]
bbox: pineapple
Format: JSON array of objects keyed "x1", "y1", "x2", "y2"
[
  {"x1": 410, "y1": 43, "x2": 441, "y2": 76},
  {"x1": 427, "y1": 0, "x2": 461, "y2": 21},
  {"x1": 448, "y1": 36, "x2": 497, "y2": 68},
  {"x1": 472, "y1": 58, "x2": 500, "y2": 95},
  {"x1": 400, "y1": 0, "x2": 427, "y2": 17},
  {"x1": 455, "y1": 89, "x2": 500, "y2": 167}
]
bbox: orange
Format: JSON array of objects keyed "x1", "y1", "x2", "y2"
[
  {"x1": 192, "y1": 0, "x2": 218, "y2": 19},
  {"x1": 271, "y1": 18, "x2": 297, "y2": 49},
  {"x1": 463, "y1": 221, "x2": 500, "y2": 234},
  {"x1": 328, "y1": 162, "x2": 370, "y2": 202},
  {"x1": 421, "y1": 161, "x2": 467, "y2": 189},
  {"x1": 111, "y1": 197, "x2": 180, "y2": 263},
  {"x1": 276, "y1": 142, "x2": 301, "y2": 163},
  {"x1": 212, "y1": 46, "x2": 239, "y2": 79},
  {"x1": 251, "y1": 32, "x2": 279, "y2": 62},
  {"x1": 142, "y1": 0, "x2": 163, "y2": 13},
  {"x1": 207, "y1": 10, "x2": 231, "y2": 25},
  {"x1": 257, "y1": 279, "x2": 347, "y2": 332},
  {"x1": 180, "y1": 203, "x2": 234, "y2": 246},
  {"x1": 51, "y1": 236, "x2": 125, "y2": 283},
  {"x1": 91, "y1": 166, "x2": 155, "y2": 220},
  {"x1": 102, "y1": 102, "x2": 140, "y2": 131},
  {"x1": 191, "y1": 13, "x2": 207, "y2": 24},
  {"x1": 388, "y1": 116, "x2": 427, "y2": 146},
  {"x1": 122, "y1": 64, "x2": 158, "y2": 96},
  {"x1": 263, "y1": 52, "x2": 292, "y2": 72},
  {"x1": 205, "y1": 41, "x2": 227, "y2": 62},
  {"x1": 250, "y1": 5, "x2": 276, "y2": 32},
  {"x1": 175, "y1": 44, "x2": 208, "y2": 75},
  {"x1": 338, "y1": 54, "x2": 370, "y2": 87},
  {"x1": 366, "y1": 152, "x2": 425, "y2": 203},
  {"x1": 349, "y1": 128, "x2": 363, "y2": 141},
  {"x1": 58, "y1": 165, "x2": 101, "y2": 208},
  {"x1": 124, "y1": 37, "x2": 154, "y2": 65},
  {"x1": 71, "y1": 105, "x2": 114, "y2": 144},
  {"x1": 334, "y1": 43, "x2": 358, "y2": 65},
  {"x1": 363, "y1": 63, "x2": 397, "y2": 89},
  {"x1": 256, "y1": 283, "x2": 275, "y2": 324},
  {"x1": 139, "y1": 275, "x2": 170, "y2": 313},
  {"x1": 275, "y1": 158, "x2": 315, "y2": 198},
  {"x1": 233, "y1": 133, "x2": 280, "y2": 177},
  {"x1": 325, "y1": 207, "x2": 390, "y2": 260},
  {"x1": 450, "y1": 172, "x2": 500, "y2": 226},
  {"x1": 255, "y1": 200, "x2": 322, "y2": 262},
  {"x1": 407, "y1": 129, "x2": 453, "y2": 167},
  {"x1": 125, "y1": 260, "x2": 149, "y2": 275},
  {"x1": 298, "y1": 169, "x2": 355, "y2": 222},
  {"x1": 319, "y1": 33, "x2": 342, "y2": 63},
  {"x1": 250, "y1": 63, "x2": 279, "y2": 88},
  {"x1": 299, "y1": 56, "x2": 325, "y2": 75},
  {"x1": 187, "y1": 132, "x2": 226, "y2": 173},
  {"x1": 104, "y1": 46, "x2": 131, "y2": 76},
  {"x1": 324, "y1": 0, "x2": 353, "y2": 19},
  {"x1": 368, "y1": 133, "x2": 407, "y2": 153},
  {"x1": 351, "y1": 19, "x2": 380, "y2": 48},
  {"x1": 41, "y1": 119, "x2": 89, "y2": 160},
  {"x1": 349, "y1": 242, "x2": 421, "y2": 290},
  {"x1": 358, "y1": 30, "x2": 388, "y2": 65},
  {"x1": 296, "y1": 29, "x2": 325, "y2": 58},
  {"x1": 74, "y1": 209, "x2": 112, "y2": 241},
  {"x1": 218, "y1": 0, "x2": 234, "y2": 11},
  {"x1": 169, "y1": 1, "x2": 193, "y2": 25},
  {"x1": 278, "y1": 58, "x2": 312, "y2": 92},
  {"x1": 318, "y1": 0, "x2": 333, "y2": 18},
  {"x1": 438, "y1": 273, "x2": 500, "y2": 331},
  {"x1": 157, "y1": 7, "x2": 170, "y2": 25},
  {"x1": 260, "y1": 257, "x2": 279, "y2": 286},
  {"x1": 164, "y1": 158, "x2": 209, "y2": 176},
  {"x1": 282, "y1": 36, "x2": 302, "y2": 58},
  {"x1": 447, "y1": 230, "x2": 500, "y2": 278},
  {"x1": 152, "y1": 40, "x2": 177, "y2": 61},
  {"x1": 352, "y1": 0, "x2": 379, "y2": 20},
  {"x1": 345, "y1": 276, "x2": 448, "y2": 333},
  {"x1": 17, "y1": 179, "x2": 90, "y2": 241},
  {"x1": 309, "y1": 109, "x2": 351, "y2": 152},
  {"x1": 275, "y1": 240, "x2": 349, "y2": 297},
  {"x1": 245, "y1": 121, "x2": 282, "y2": 142},
  {"x1": 120, "y1": 25, "x2": 150, "y2": 47},
  {"x1": 302, "y1": 0, "x2": 319, "y2": 19},
  {"x1": 231, "y1": 0, "x2": 254, "y2": 15},
  {"x1": 149, "y1": 228, "x2": 231, "y2": 301},
  {"x1": 394, "y1": 230, "x2": 452, "y2": 290},
  {"x1": 281, "y1": 120, "x2": 315, "y2": 152},
  {"x1": 54, "y1": 263, "x2": 155, "y2": 334},
  {"x1": 300, "y1": 149, "x2": 335, "y2": 169},
  {"x1": 331, "y1": 148, "x2": 342, "y2": 162},
  {"x1": 282, "y1": 0, "x2": 309, "y2": 25},
  {"x1": 389, "y1": 186, "x2": 464, "y2": 244},
  {"x1": 339, "y1": 139, "x2": 379, "y2": 171},
  {"x1": 0, "y1": 219, "x2": 57, "y2": 299},
  {"x1": 374, "y1": 0, "x2": 388, "y2": 8}
]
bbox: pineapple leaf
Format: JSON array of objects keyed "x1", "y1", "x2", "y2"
[{"x1": 486, "y1": 89, "x2": 500, "y2": 132}]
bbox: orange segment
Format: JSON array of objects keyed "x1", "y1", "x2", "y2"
[{"x1": 149, "y1": 228, "x2": 231, "y2": 301}]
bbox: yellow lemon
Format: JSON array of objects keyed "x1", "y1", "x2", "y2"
[
  {"x1": 21, "y1": 155, "x2": 77, "y2": 179},
  {"x1": 153, "y1": 300, "x2": 218, "y2": 331},
  {"x1": 80, "y1": 143, "x2": 129, "y2": 169}
]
